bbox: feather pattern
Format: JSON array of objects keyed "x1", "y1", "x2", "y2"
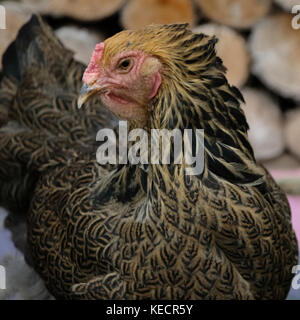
[{"x1": 0, "y1": 17, "x2": 297, "y2": 299}]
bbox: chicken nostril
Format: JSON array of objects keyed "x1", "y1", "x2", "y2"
[{"x1": 80, "y1": 83, "x2": 92, "y2": 95}]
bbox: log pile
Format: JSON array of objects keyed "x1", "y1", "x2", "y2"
[
  {"x1": 0, "y1": 0, "x2": 300, "y2": 190},
  {"x1": 249, "y1": 13, "x2": 300, "y2": 101}
]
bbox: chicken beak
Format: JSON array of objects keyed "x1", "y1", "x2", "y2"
[
  {"x1": 78, "y1": 83, "x2": 105, "y2": 109},
  {"x1": 78, "y1": 84, "x2": 96, "y2": 109}
]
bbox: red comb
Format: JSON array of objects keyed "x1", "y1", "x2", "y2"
[{"x1": 83, "y1": 42, "x2": 105, "y2": 84}]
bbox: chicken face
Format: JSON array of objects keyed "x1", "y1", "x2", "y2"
[{"x1": 78, "y1": 42, "x2": 162, "y2": 125}]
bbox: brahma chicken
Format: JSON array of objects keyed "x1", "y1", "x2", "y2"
[{"x1": 0, "y1": 15, "x2": 298, "y2": 300}]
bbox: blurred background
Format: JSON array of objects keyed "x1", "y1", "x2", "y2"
[{"x1": 0, "y1": 0, "x2": 300, "y2": 299}]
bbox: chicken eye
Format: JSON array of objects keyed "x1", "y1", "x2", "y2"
[{"x1": 117, "y1": 58, "x2": 133, "y2": 72}]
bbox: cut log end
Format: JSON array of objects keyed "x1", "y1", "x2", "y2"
[
  {"x1": 195, "y1": 0, "x2": 272, "y2": 29},
  {"x1": 241, "y1": 88, "x2": 285, "y2": 161},
  {"x1": 193, "y1": 23, "x2": 250, "y2": 88},
  {"x1": 121, "y1": 0, "x2": 196, "y2": 30},
  {"x1": 55, "y1": 26, "x2": 105, "y2": 65},
  {"x1": 22, "y1": 0, "x2": 125, "y2": 21},
  {"x1": 284, "y1": 108, "x2": 300, "y2": 160},
  {"x1": 250, "y1": 13, "x2": 300, "y2": 102},
  {"x1": 274, "y1": 0, "x2": 300, "y2": 11}
]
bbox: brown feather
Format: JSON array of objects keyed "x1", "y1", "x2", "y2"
[{"x1": 0, "y1": 17, "x2": 297, "y2": 300}]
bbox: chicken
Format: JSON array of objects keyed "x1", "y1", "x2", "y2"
[{"x1": 0, "y1": 15, "x2": 298, "y2": 300}]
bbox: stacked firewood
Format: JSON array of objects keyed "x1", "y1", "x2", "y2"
[{"x1": 1, "y1": 0, "x2": 300, "y2": 189}]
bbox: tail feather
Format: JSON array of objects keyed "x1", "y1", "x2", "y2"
[
  {"x1": 2, "y1": 15, "x2": 73, "y2": 83},
  {"x1": 1, "y1": 41, "x2": 20, "y2": 82},
  {"x1": 0, "y1": 15, "x2": 116, "y2": 214}
]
